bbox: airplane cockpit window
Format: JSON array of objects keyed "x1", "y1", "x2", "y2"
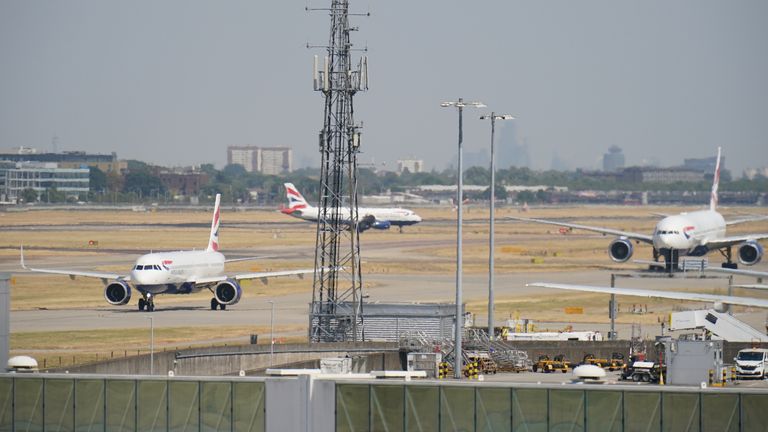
[
  {"x1": 154, "y1": 265, "x2": 161, "y2": 270},
  {"x1": 135, "y1": 265, "x2": 144, "y2": 270}
]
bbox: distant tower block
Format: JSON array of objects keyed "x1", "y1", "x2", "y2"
[
  {"x1": 308, "y1": 0, "x2": 369, "y2": 342},
  {"x1": 603, "y1": 145, "x2": 625, "y2": 172}
]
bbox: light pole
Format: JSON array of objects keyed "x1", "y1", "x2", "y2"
[
  {"x1": 441, "y1": 98, "x2": 485, "y2": 378},
  {"x1": 267, "y1": 300, "x2": 275, "y2": 366},
  {"x1": 146, "y1": 316, "x2": 154, "y2": 375},
  {"x1": 479, "y1": 113, "x2": 515, "y2": 341}
]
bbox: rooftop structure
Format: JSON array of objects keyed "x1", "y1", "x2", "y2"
[{"x1": 0, "y1": 149, "x2": 126, "y2": 174}]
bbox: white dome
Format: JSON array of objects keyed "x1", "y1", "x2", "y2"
[
  {"x1": 7, "y1": 355, "x2": 38, "y2": 369},
  {"x1": 573, "y1": 364, "x2": 606, "y2": 380}
]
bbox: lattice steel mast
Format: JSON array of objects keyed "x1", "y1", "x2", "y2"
[{"x1": 308, "y1": 0, "x2": 368, "y2": 342}]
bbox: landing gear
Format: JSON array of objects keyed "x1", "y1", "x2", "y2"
[
  {"x1": 139, "y1": 295, "x2": 155, "y2": 312},
  {"x1": 719, "y1": 246, "x2": 738, "y2": 269},
  {"x1": 662, "y1": 249, "x2": 679, "y2": 273},
  {"x1": 210, "y1": 298, "x2": 226, "y2": 311}
]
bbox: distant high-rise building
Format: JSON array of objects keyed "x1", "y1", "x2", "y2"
[
  {"x1": 227, "y1": 146, "x2": 292, "y2": 174},
  {"x1": 227, "y1": 146, "x2": 260, "y2": 172},
  {"x1": 551, "y1": 152, "x2": 569, "y2": 171},
  {"x1": 603, "y1": 146, "x2": 625, "y2": 172},
  {"x1": 260, "y1": 147, "x2": 292, "y2": 175},
  {"x1": 684, "y1": 155, "x2": 724, "y2": 173},
  {"x1": 397, "y1": 159, "x2": 423, "y2": 174},
  {"x1": 497, "y1": 123, "x2": 531, "y2": 168}
]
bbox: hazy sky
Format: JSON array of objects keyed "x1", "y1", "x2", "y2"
[{"x1": 1, "y1": 1, "x2": 767, "y2": 174}]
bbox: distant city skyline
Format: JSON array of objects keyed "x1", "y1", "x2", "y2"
[{"x1": 1, "y1": 1, "x2": 766, "y2": 174}]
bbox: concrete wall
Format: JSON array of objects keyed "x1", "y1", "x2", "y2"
[{"x1": 49, "y1": 342, "x2": 400, "y2": 376}]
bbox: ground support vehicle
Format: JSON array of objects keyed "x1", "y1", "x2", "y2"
[
  {"x1": 621, "y1": 361, "x2": 665, "y2": 383},
  {"x1": 533, "y1": 354, "x2": 570, "y2": 373},
  {"x1": 733, "y1": 348, "x2": 768, "y2": 379}
]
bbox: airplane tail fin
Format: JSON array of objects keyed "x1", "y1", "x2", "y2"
[
  {"x1": 206, "y1": 194, "x2": 221, "y2": 252},
  {"x1": 283, "y1": 183, "x2": 310, "y2": 214},
  {"x1": 710, "y1": 147, "x2": 721, "y2": 211}
]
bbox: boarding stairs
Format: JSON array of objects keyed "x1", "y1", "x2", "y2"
[{"x1": 669, "y1": 309, "x2": 768, "y2": 342}]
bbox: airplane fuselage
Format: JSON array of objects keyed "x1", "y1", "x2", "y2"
[
  {"x1": 652, "y1": 210, "x2": 726, "y2": 254},
  {"x1": 130, "y1": 250, "x2": 225, "y2": 295},
  {"x1": 284, "y1": 206, "x2": 422, "y2": 227}
]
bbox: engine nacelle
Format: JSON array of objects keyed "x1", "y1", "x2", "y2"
[
  {"x1": 104, "y1": 281, "x2": 131, "y2": 305},
  {"x1": 371, "y1": 220, "x2": 391, "y2": 230},
  {"x1": 214, "y1": 279, "x2": 242, "y2": 306},
  {"x1": 608, "y1": 238, "x2": 634, "y2": 263},
  {"x1": 713, "y1": 301, "x2": 729, "y2": 314},
  {"x1": 738, "y1": 241, "x2": 764, "y2": 266}
]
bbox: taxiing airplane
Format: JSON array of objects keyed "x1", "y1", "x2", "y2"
[
  {"x1": 281, "y1": 183, "x2": 422, "y2": 232},
  {"x1": 21, "y1": 194, "x2": 314, "y2": 312},
  {"x1": 510, "y1": 148, "x2": 768, "y2": 271}
]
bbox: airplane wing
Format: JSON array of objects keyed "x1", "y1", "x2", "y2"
[
  {"x1": 525, "y1": 282, "x2": 768, "y2": 309},
  {"x1": 700, "y1": 234, "x2": 768, "y2": 250},
  {"x1": 725, "y1": 214, "x2": 768, "y2": 226},
  {"x1": 704, "y1": 267, "x2": 768, "y2": 279},
  {"x1": 224, "y1": 255, "x2": 277, "y2": 263},
  {"x1": 508, "y1": 216, "x2": 654, "y2": 244},
  {"x1": 731, "y1": 284, "x2": 768, "y2": 291},
  {"x1": 194, "y1": 269, "x2": 315, "y2": 285},
  {"x1": 20, "y1": 247, "x2": 128, "y2": 282}
]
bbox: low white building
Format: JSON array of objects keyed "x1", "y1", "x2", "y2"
[{"x1": 1, "y1": 162, "x2": 89, "y2": 202}]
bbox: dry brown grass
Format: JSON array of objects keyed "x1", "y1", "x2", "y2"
[{"x1": 10, "y1": 324, "x2": 306, "y2": 369}]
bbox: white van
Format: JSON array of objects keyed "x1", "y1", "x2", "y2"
[{"x1": 734, "y1": 348, "x2": 768, "y2": 379}]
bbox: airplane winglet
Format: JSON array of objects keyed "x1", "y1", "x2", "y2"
[{"x1": 20, "y1": 245, "x2": 28, "y2": 270}]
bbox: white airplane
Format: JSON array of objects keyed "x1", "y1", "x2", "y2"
[
  {"x1": 510, "y1": 148, "x2": 768, "y2": 271},
  {"x1": 20, "y1": 194, "x2": 314, "y2": 312},
  {"x1": 281, "y1": 183, "x2": 422, "y2": 232}
]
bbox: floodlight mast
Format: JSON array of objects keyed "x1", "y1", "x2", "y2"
[
  {"x1": 441, "y1": 98, "x2": 485, "y2": 379},
  {"x1": 479, "y1": 113, "x2": 515, "y2": 342},
  {"x1": 308, "y1": 0, "x2": 369, "y2": 342}
]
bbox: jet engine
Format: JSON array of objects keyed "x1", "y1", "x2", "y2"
[
  {"x1": 371, "y1": 220, "x2": 391, "y2": 230},
  {"x1": 608, "y1": 238, "x2": 634, "y2": 263},
  {"x1": 738, "y1": 241, "x2": 764, "y2": 266},
  {"x1": 214, "y1": 279, "x2": 242, "y2": 306},
  {"x1": 713, "y1": 301, "x2": 729, "y2": 314},
  {"x1": 104, "y1": 281, "x2": 131, "y2": 306}
]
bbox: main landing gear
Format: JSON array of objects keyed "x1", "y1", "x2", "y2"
[
  {"x1": 138, "y1": 295, "x2": 155, "y2": 312},
  {"x1": 210, "y1": 297, "x2": 226, "y2": 311},
  {"x1": 719, "y1": 246, "x2": 738, "y2": 269}
]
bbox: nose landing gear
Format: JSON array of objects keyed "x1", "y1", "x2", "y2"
[{"x1": 138, "y1": 294, "x2": 155, "y2": 312}]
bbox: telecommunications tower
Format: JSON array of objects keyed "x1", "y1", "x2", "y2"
[{"x1": 308, "y1": 0, "x2": 369, "y2": 342}]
